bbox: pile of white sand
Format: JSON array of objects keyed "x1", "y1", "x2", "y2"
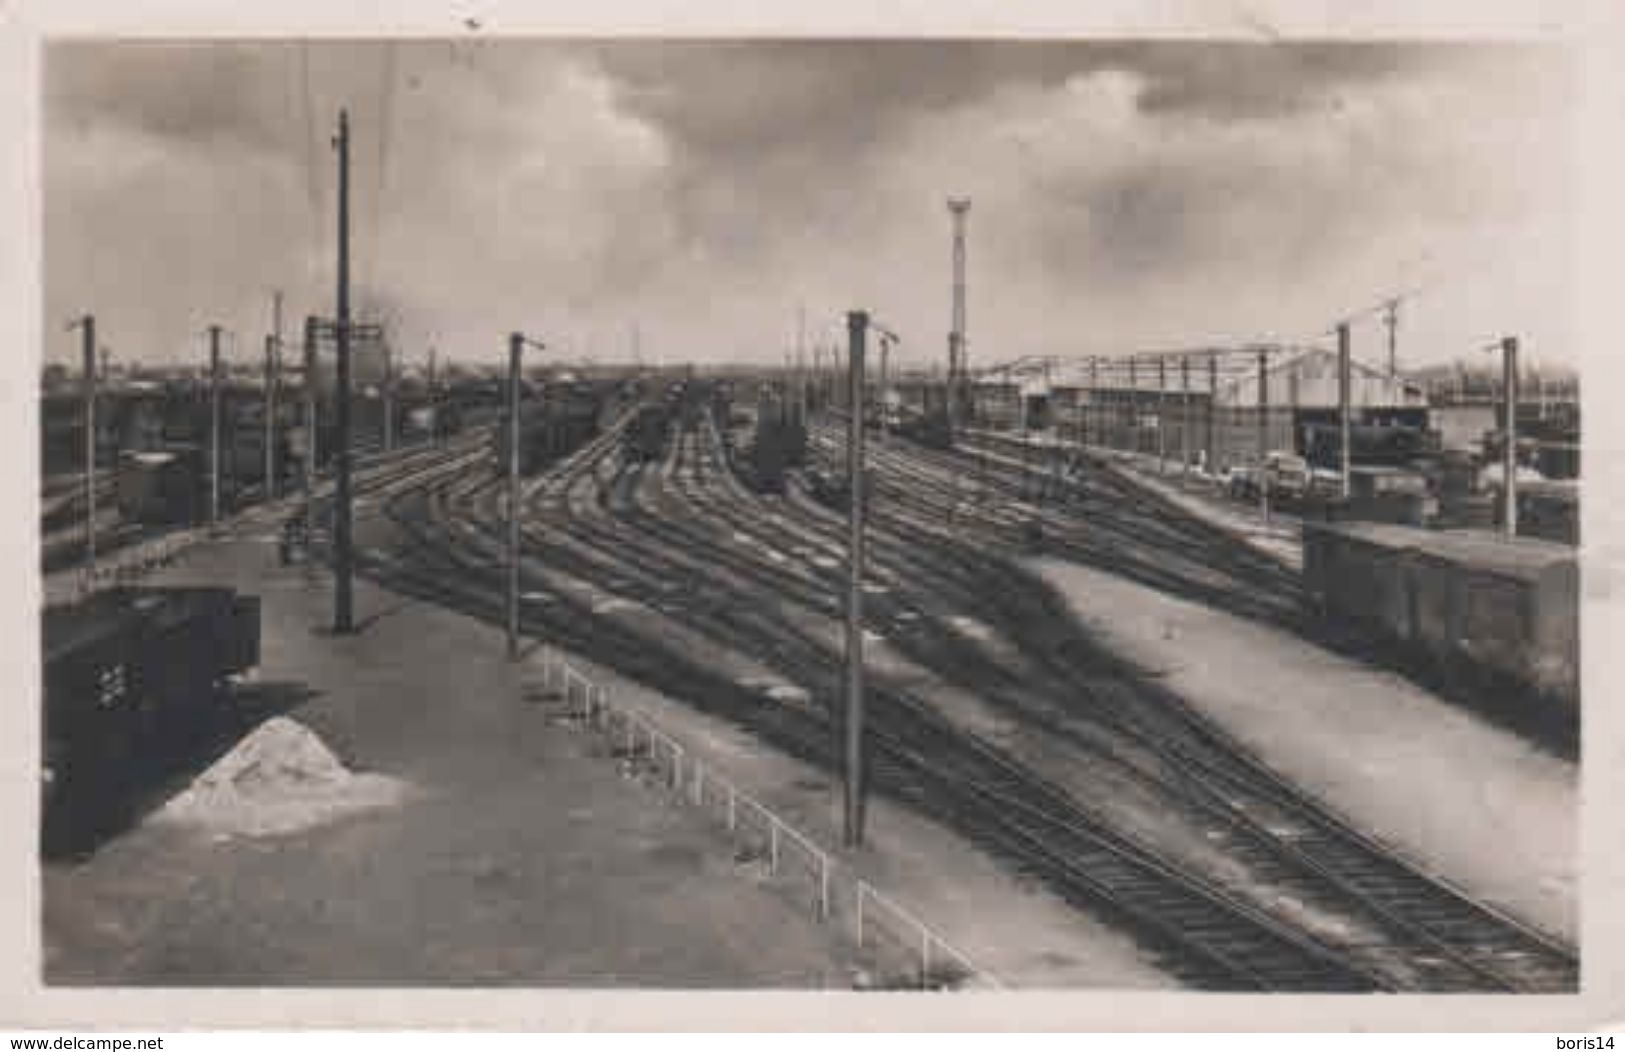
[{"x1": 156, "y1": 716, "x2": 407, "y2": 838}]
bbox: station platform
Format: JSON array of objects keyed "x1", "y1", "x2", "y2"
[
  {"x1": 42, "y1": 528, "x2": 1174, "y2": 989},
  {"x1": 43, "y1": 537, "x2": 855, "y2": 986}
]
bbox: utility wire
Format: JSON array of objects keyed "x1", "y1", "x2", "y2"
[
  {"x1": 368, "y1": 41, "x2": 399, "y2": 321},
  {"x1": 299, "y1": 41, "x2": 323, "y2": 304}
]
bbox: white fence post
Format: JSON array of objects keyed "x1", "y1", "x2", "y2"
[
  {"x1": 769, "y1": 817, "x2": 780, "y2": 874},
  {"x1": 819, "y1": 854, "x2": 830, "y2": 921}
]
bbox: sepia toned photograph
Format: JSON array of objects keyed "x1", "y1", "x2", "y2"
[{"x1": 28, "y1": 25, "x2": 1596, "y2": 1015}]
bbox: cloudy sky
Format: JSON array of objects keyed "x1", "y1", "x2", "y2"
[{"x1": 43, "y1": 39, "x2": 1574, "y2": 373}]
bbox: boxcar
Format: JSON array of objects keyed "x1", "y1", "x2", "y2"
[
  {"x1": 116, "y1": 446, "x2": 203, "y2": 526},
  {"x1": 42, "y1": 586, "x2": 261, "y2": 810}
]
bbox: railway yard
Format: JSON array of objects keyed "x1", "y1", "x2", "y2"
[
  {"x1": 39, "y1": 376, "x2": 1581, "y2": 993},
  {"x1": 32, "y1": 38, "x2": 1592, "y2": 1011}
]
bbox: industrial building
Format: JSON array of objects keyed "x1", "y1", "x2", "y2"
[{"x1": 969, "y1": 345, "x2": 1428, "y2": 472}]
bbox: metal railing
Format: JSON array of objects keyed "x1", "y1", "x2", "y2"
[{"x1": 537, "y1": 649, "x2": 1001, "y2": 991}]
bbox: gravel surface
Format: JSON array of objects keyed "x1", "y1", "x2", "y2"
[
  {"x1": 1029, "y1": 555, "x2": 1578, "y2": 943},
  {"x1": 43, "y1": 537, "x2": 854, "y2": 986}
]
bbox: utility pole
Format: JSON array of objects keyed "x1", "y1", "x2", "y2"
[
  {"x1": 303, "y1": 316, "x2": 318, "y2": 550},
  {"x1": 264, "y1": 334, "x2": 278, "y2": 501},
  {"x1": 77, "y1": 315, "x2": 97, "y2": 579},
  {"x1": 266, "y1": 289, "x2": 282, "y2": 500},
  {"x1": 1501, "y1": 336, "x2": 1519, "y2": 538},
  {"x1": 1157, "y1": 357, "x2": 1168, "y2": 474},
  {"x1": 1207, "y1": 352, "x2": 1218, "y2": 474},
  {"x1": 1128, "y1": 357, "x2": 1138, "y2": 454},
  {"x1": 505, "y1": 331, "x2": 546, "y2": 659},
  {"x1": 1384, "y1": 299, "x2": 1400, "y2": 379},
  {"x1": 427, "y1": 345, "x2": 439, "y2": 444},
  {"x1": 796, "y1": 303, "x2": 807, "y2": 422},
  {"x1": 1337, "y1": 323, "x2": 1353, "y2": 500},
  {"x1": 1087, "y1": 357, "x2": 1099, "y2": 448},
  {"x1": 1181, "y1": 355, "x2": 1192, "y2": 476},
  {"x1": 507, "y1": 331, "x2": 524, "y2": 660},
  {"x1": 947, "y1": 197, "x2": 970, "y2": 437},
  {"x1": 382, "y1": 335, "x2": 395, "y2": 453},
  {"x1": 209, "y1": 324, "x2": 223, "y2": 529},
  {"x1": 877, "y1": 332, "x2": 891, "y2": 444},
  {"x1": 844, "y1": 309, "x2": 869, "y2": 849},
  {"x1": 1257, "y1": 347, "x2": 1270, "y2": 522},
  {"x1": 333, "y1": 107, "x2": 354, "y2": 635}
]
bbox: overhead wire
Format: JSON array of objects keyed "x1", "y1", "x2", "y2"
[
  {"x1": 299, "y1": 41, "x2": 323, "y2": 311},
  {"x1": 368, "y1": 41, "x2": 399, "y2": 326}
]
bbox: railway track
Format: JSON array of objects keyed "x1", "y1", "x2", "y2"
[
  {"x1": 740, "y1": 414, "x2": 1580, "y2": 992},
  {"x1": 352, "y1": 396, "x2": 1576, "y2": 992},
  {"x1": 369, "y1": 413, "x2": 1385, "y2": 990}
]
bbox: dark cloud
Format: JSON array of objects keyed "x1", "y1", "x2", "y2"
[
  {"x1": 46, "y1": 41, "x2": 303, "y2": 154},
  {"x1": 1123, "y1": 41, "x2": 1434, "y2": 119},
  {"x1": 41, "y1": 39, "x2": 1573, "y2": 369},
  {"x1": 590, "y1": 40, "x2": 1479, "y2": 159}
]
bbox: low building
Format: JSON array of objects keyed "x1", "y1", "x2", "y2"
[{"x1": 973, "y1": 346, "x2": 1429, "y2": 472}]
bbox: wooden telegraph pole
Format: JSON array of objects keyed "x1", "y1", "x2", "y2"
[
  {"x1": 209, "y1": 324, "x2": 223, "y2": 529},
  {"x1": 1501, "y1": 336, "x2": 1519, "y2": 538},
  {"x1": 303, "y1": 316, "x2": 318, "y2": 551},
  {"x1": 333, "y1": 107, "x2": 354, "y2": 634},
  {"x1": 844, "y1": 310, "x2": 869, "y2": 848},
  {"x1": 79, "y1": 315, "x2": 97, "y2": 578},
  {"x1": 507, "y1": 332, "x2": 523, "y2": 660},
  {"x1": 1338, "y1": 323, "x2": 1353, "y2": 502},
  {"x1": 265, "y1": 290, "x2": 282, "y2": 500}
]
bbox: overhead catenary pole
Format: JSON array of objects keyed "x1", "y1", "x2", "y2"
[
  {"x1": 1181, "y1": 355, "x2": 1192, "y2": 476},
  {"x1": 266, "y1": 290, "x2": 282, "y2": 500},
  {"x1": 947, "y1": 197, "x2": 970, "y2": 436},
  {"x1": 303, "y1": 315, "x2": 318, "y2": 549},
  {"x1": 878, "y1": 331, "x2": 892, "y2": 445},
  {"x1": 1502, "y1": 336, "x2": 1519, "y2": 538},
  {"x1": 382, "y1": 334, "x2": 395, "y2": 453},
  {"x1": 1087, "y1": 356, "x2": 1099, "y2": 447},
  {"x1": 209, "y1": 324, "x2": 223, "y2": 529},
  {"x1": 1385, "y1": 299, "x2": 1400, "y2": 379},
  {"x1": 333, "y1": 107, "x2": 355, "y2": 634},
  {"x1": 1338, "y1": 323, "x2": 1352, "y2": 500},
  {"x1": 79, "y1": 315, "x2": 97, "y2": 578},
  {"x1": 1128, "y1": 357, "x2": 1138, "y2": 454},
  {"x1": 1157, "y1": 357, "x2": 1168, "y2": 474},
  {"x1": 1207, "y1": 352, "x2": 1218, "y2": 474},
  {"x1": 507, "y1": 331, "x2": 524, "y2": 659},
  {"x1": 796, "y1": 303, "x2": 807, "y2": 422},
  {"x1": 844, "y1": 309, "x2": 869, "y2": 849},
  {"x1": 427, "y1": 345, "x2": 439, "y2": 443},
  {"x1": 1257, "y1": 347, "x2": 1270, "y2": 522},
  {"x1": 264, "y1": 334, "x2": 278, "y2": 501}
]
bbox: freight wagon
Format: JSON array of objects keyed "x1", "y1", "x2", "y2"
[
  {"x1": 1302, "y1": 521, "x2": 1577, "y2": 731},
  {"x1": 491, "y1": 384, "x2": 607, "y2": 475},
  {"x1": 622, "y1": 404, "x2": 673, "y2": 464},
  {"x1": 1301, "y1": 421, "x2": 1432, "y2": 471},
  {"x1": 42, "y1": 586, "x2": 261, "y2": 843},
  {"x1": 116, "y1": 446, "x2": 204, "y2": 526}
]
